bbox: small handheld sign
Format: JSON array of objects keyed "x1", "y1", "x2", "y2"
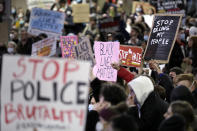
[
  {"x1": 119, "y1": 45, "x2": 143, "y2": 67},
  {"x1": 143, "y1": 14, "x2": 182, "y2": 63}
]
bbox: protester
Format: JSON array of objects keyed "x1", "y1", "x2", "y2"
[
  {"x1": 1, "y1": 1, "x2": 197, "y2": 131},
  {"x1": 163, "y1": 101, "x2": 195, "y2": 131}
]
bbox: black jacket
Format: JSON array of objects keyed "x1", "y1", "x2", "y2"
[{"x1": 128, "y1": 91, "x2": 169, "y2": 131}]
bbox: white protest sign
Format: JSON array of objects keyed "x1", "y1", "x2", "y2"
[
  {"x1": 28, "y1": 8, "x2": 65, "y2": 38},
  {"x1": 31, "y1": 37, "x2": 57, "y2": 57},
  {"x1": 1, "y1": 55, "x2": 90, "y2": 131}
]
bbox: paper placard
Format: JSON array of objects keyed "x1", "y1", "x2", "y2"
[
  {"x1": 1, "y1": 55, "x2": 90, "y2": 131},
  {"x1": 28, "y1": 8, "x2": 65, "y2": 38},
  {"x1": 31, "y1": 37, "x2": 57, "y2": 57},
  {"x1": 72, "y1": 4, "x2": 90, "y2": 23},
  {"x1": 74, "y1": 37, "x2": 95, "y2": 66},
  {"x1": 93, "y1": 41, "x2": 120, "y2": 82},
  {"x1": 61, "y1": 35, "x2": 78, "y2": 59},
  {"x1": 120, "y1": 45, "x2": 143, "y2": 67}
]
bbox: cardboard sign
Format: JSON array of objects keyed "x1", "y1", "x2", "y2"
[
  {"x1": 72, "y1": 4, "x2": 90, "y2": 23},
  {"x1": 1, "y1": 55, "x2": 90, "y2": 131},
  {"x1": 28, "y1": 8, "x2": 65, "y2": 38},
  {"x1": 93, "y1": 41, "x2": 120, "y2": 82},
  {"x1": 143, "y1": 14, "x2": 182, "y2": 63},
  {"x1": 120, "y1": 45, "x2": 143, "y2": 67},
  {"x1": 31, "y1": 37, "x2": 57, "y2": 57},
  {"x1": 74, "y1": 37, "x2": 95, "y2": 66},
  {"x1": 131, "y1": 1, "x2": 156, "y2": 14},
  {"x1": 61, "y1": 35, "x2": 78, "y2": 59}
]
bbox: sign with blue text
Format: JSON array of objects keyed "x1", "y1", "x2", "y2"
[{"x1": 28, "y1": 8, "x2": 65, "y2": 38}]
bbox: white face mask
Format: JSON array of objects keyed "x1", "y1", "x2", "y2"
[
  {"x1": 10, "y1": 34, "x2": 15, "y2": 40},
  {"x1": 7, "y1": 48, "x2": 14, "y2": 53},
  {"x1": 18, "y1": 13, "x2": 23, "y2": 18},
  {"x1": 88, "y1": 104, "x2": 94, "y2": 111},
  {"x1": 136, "y1": 7, "x2": 142, "y2": 12},
  {"x1": 96, "y1": 121, "x2": 104, "y2": 131}
]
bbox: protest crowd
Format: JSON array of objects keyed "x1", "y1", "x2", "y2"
[{"x1": 0, "y1": 0, "x2": 197, "y2": 131}]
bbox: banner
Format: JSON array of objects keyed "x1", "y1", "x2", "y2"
[
  {"x1": 28, "y1": 8, "x2": 65, "y2": 38},
  {"x1": 31, "y1": 37, "x2": 57, "y2": 57},
  {"x1": 61, "y1": 35, "x2": 78, "y2": 59},
  {"x1": 155, "y1": 0, "x2": 185, "y2": 15},
  {"x1": 1, "y1": 55, "x2": 90, "y2": 131},
  {"x1": 99, "y1": 16, "x2": 121, "y2": 33},
  {"x1": 27, "y1": 0, "x2": 56, "y2": 10},
  {"x1": 119, "y1": 45, "x2": 143, "y2": 67},
  {"x1": 74, "y1": 37, "x2": 95, "y2": 66},
  {"x1": 93, "y1": 41, "x2": 120, "y2": 82},
  {"x1": 72, "y1": 4, "x2": 90, "y2": 23},
  {"x1": 143, "y1": 14, "x2": 182, "y2": 63}
]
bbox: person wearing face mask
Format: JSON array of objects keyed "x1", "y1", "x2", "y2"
[
  {"x1": 134, "y1": 5, "x2": 144, "y2": 19},
  {"x1": 10, "y1": 28, "x2": 19, "y2": 44},
  {"x1": 7, "y1": 41, "x2": 17, "y2": 54}
]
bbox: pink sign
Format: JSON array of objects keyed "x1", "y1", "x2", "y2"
[
  {"x1": 93, "y1": 41, "x2": 120, "y2": 82},
  {"x1": 61, "y1": 35, "x2": 78, "y2": 58}
]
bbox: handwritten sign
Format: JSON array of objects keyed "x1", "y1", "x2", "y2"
[
  {"x1": 120, "y1": 45, "x2": 143, "y2": 67},
  {"x1": 72, "y1": 4, "x2": 90, "y2": 23},
  {"x1": 28, "y1": 8, "x2": 65, "y2": 38},
  {"x1": 31, "y1": 37, "x2": 57, "y2": 57},
  {"x1": 155, "y1": 0, "x2": 185, "y2": 15},
  {"x1": 1, "y1": 55, "x2": 90, "y2": 131},
  {"x1": 93, "y1": 42, "x2": 120, "y2": 82},
  {"x1": 61, "y1": 35, "x2": 78, "y2": 59},
  {"x1": 74, "y1": 37, "x2": 95, "y2": 66},
  {"x1": 144, "y1": 14, "x2": 182, "y2": 63}
]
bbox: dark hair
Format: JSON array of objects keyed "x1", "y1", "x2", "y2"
[
  {"x1": 100, "y1": 83, "x2": 127, "y2": 105},
  {"x1": 170, "y1": 85, "x2": 197, "y2": 108},
  {"x1": 154, "y1": 85, "x2": 166, "y2": 100},
  {"x1": 170, "y1": 67, "x2": 183, "y2": 75},
  {"x1": 170, "y1": 101, "x2": 195, "y2": 128},
  {"x1": 111, "y1": 114, "x2": 139, "y2": 131}
]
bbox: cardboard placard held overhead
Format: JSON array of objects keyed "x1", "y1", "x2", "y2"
[
  {"x1": 1, "y1": 55, "x2": 91, "y2": 131},
  {"x1": 93, "y1": 41, "x2": 120, "y2": 82},
  {"x1": 72, "y1": 4, "x2": 90, "y2": 23},
  {"x1": 31, "y1": 37, "x2": 57, "y2": 57},
  {"x1": 119, "y1": 45, "x2": 143, "y2": 67},
  {"x1": 28, "y1": 8, "x2": 65, "y2": 38},
  {"x1": 143, "y1": 14, "x2": 182, "y2": 63},
  {"x1": 74, "y1": 37, "x2": 95, "y2": 67}
]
